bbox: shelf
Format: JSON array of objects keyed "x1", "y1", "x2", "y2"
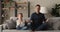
[{"x1": 16, "y1": 2, "x2": 27, "y2": 4}]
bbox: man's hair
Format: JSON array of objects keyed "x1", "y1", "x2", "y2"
[{"x1": 36, "y1": 4, "x2": 40, "y2": 7}]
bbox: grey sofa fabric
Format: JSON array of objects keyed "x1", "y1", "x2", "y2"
[
  {"x1": 2, "y1": 30, "x2": 60, "y2": 32},
  {"x1": 2, "y1": 17, "x2": 60, "y2": 30},
  {"x1": 2, "y1": 17, "x2": 18, "y2": 29},
  {"x1": 47, "y1": 17, "x2": 60, "y2": 30},
  {"x1": 2, "y1": 20, "x2": 16, "y2": 29},
  {"x1": 0, "y1": 25, "x2": 3, "y2": 32}
]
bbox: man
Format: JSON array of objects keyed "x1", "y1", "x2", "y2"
[{"x1": 30, "y1": 4, "x2": 48, "y2": 31}]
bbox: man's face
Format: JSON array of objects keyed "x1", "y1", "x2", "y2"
[{"x1": 35, "y1": 6, "x2": 40, "y2": 13}]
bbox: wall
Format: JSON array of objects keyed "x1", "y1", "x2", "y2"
[
  {"x1": 13, "y1": 0, "x2": 60, "y2": 18},
  {"x1": 30, "y1": 0, "x2": 60, "y2": 15},
  {"x1": 0, "y1": 1, "x2": 1, "y2": 24}
]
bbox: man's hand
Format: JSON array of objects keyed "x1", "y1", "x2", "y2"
[{"x1": 46, "y1": 18, "x2": 49, "y2": 22}]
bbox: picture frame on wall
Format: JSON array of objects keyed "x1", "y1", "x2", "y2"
[{"x1": 17, "y1": 2, "x2": 28, "y2": 18}]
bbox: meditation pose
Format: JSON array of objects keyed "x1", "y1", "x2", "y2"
[{"x1": 30, "y1": 4, "x2": 48, "y2": 31}]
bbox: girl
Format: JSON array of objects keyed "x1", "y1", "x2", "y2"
[{"x1": 16, "y1": 13, "x2": 27, "y2": 30}]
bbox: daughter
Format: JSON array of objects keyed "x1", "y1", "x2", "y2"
[{"x1": 16, "y1": 13, "x2": 27, "y2": 30}]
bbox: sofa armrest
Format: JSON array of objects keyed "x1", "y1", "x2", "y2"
[{"x1": 0, "y1": 25, "x2": 3, "y2": 32}]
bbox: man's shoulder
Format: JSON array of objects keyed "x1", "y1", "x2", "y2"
[
  {"x1": 31, "y1": 12, "x2": 36, "y2": 15},
  {"x1": 40, "y1": 13, "x2": 44, "y2": 15}
]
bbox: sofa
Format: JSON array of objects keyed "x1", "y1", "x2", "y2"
[{"x1": 0, "y1": 17, "x2": 60, "y2": 32}]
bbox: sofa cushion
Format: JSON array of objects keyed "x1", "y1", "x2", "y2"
[
  {"x1": 47, "y1": 17, "x2": 60, "y2": 30},
  {"x1": 2, "y1": 17, "x2": 18, "y2": 29},
  {"x1": 3, "y1": 20, "x2": 16, "y2": 29},
  {"x1": 3, "y1": 30, "x2": 30, "y2": 32}
]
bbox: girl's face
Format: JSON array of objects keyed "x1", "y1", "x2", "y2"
[{"x1": 17, "y1": 14, "x2": 23, "y2": 18}]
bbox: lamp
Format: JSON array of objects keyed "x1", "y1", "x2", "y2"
[
  {"x1": 40, "y1": 7, "x2": 48, "y2": 14},
  {"x1": 40, "y1": 7, "x2": 49, "y2": 18}
]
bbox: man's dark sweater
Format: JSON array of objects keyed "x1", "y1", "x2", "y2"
[{"x1": 30, "y1": 12, "x2": 46, "y2": 30}]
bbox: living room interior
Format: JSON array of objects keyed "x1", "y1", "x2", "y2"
[{"x1": 0, "y1": 0, "x2": 60, "y2": 32}]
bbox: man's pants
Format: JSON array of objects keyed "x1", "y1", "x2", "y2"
[{"x1": 36, "y1": 23, "x2": 48, "y2": 31}]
